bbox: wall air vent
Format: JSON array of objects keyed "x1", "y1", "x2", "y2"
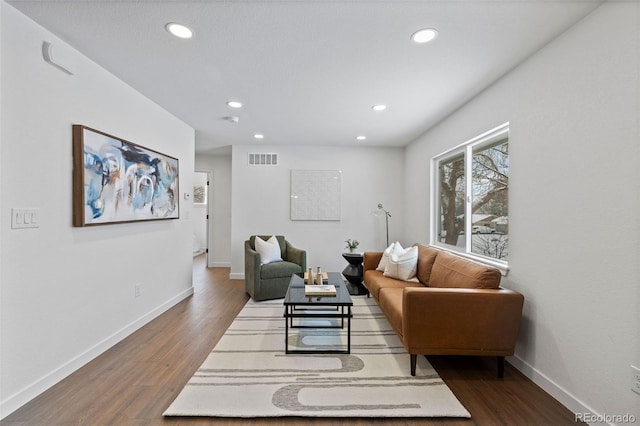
[{"x1": 248, "y1": 153, "x2": 278, "y2": 166}]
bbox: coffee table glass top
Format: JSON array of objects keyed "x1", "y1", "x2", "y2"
[{"x1": 284, "y1": 272, "x2": 353, "y2": 305}]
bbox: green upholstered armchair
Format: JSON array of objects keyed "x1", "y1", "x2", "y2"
[{"x1": 244, "y1": 235, "x2": 307, "y2": 301}]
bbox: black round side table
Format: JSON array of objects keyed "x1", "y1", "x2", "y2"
[{"x1": 342, "y1": 252, "x2": 368, "y2": 296}]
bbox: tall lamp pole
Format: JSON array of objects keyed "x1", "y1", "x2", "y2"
[{"x1": 377, "y1": 203, "x2": 392, "y2": 247}]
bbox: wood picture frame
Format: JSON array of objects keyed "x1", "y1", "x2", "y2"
[{"x1": 72, "y1": 125, "x2": 180, "y2": 227}]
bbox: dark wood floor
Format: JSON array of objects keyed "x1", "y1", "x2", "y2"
[{"x1": 2, "y1": 255, "x2": 582, "y2": 425}]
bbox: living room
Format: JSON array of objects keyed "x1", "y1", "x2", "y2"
[{"x1": 1, "y1": 0, "x2": 639, "y2": 423}]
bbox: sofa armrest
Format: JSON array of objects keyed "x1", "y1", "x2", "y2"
[
  {"x1": 244, "y1": 241, "x2": 261, "y2": 292},
  {"x1": 285, "y1": 242, "x2": 307, "y2": 271},
  {"x1": 364, "y1": 252, "x2": 383, "y2": 272},
  {"x1": 401, "y1": 287, "x2": 524, "y2": 355}
]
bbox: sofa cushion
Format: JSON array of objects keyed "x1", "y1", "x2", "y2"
[
  {"x1": 377, "y1": 287, "x2": 405, "y2": 339},
  {"x1": 415, "y1": 244, "x2": 440, "y2": 285},
  {"x1": 383, "y1": 245, "x2": 418, "y2": 281},
  {"x1": 364, "y1": 252, "x2": 383, "y2": 272},
  {"x1": 260, "y1": 261, "x2": 301, "y2": 279},
  {"x1": 364, "y1": 270, "x2": 423, "y2": 301},
  {"x1": 429, "y1": 251, "x2": 501, "y2": 289}
]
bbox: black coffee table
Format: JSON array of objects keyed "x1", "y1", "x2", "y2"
[{"x1": 283, "y1": 272, "x2": 353, "y2": 354}]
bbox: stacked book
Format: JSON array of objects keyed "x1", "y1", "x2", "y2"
[{"x1": 304, "y1": 284, "x2": 337, "y2": 297}]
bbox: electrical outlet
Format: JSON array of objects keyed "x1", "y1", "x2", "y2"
[
  {"x1": 632, "y1": 365, "x2": 640, "y2": 395},
  {"x1": 134, "y1": 284, "x2": 141, "y2": 298}
]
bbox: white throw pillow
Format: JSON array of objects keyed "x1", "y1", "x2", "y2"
[
  {"x1": 383, "y1": 245, "x2": 418, "y2": 281},
  {"x1": 377, "y1": 242, "x2": 403, "y2": 271},
  {"x1": 254, "y1": 235, "x2": 282, "y2": 265}
]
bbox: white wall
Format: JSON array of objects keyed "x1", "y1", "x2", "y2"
[
  {"x1": 195, "y1": 154, "x2": 233, "y2": 267},
  {"x1": 405, "y1": 2, "x2": 640, "y2": 421},
  {"x1": 230, "y1": 145, "x2": 405, "y2": 278},
  {"x1": 0, "y1": 2, "x2": 195, "y2": 418},
  {"x1": 0, "y1": 5, "x2": 4, "y2": 415}
]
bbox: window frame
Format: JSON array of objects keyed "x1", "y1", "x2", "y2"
[{"x1": 430, "y1": 122, "x2": 510, "y2": 273}]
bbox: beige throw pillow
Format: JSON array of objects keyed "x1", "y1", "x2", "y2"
[
  {"x1": 383, "y1": 245, "x2": 418, "y2": 281},
  {"x1": 377, "y1": 241, "x2": 402, "y2": 271},
  {"x1": 255, "y1": 235, "x2": 282, "y2": 265}
]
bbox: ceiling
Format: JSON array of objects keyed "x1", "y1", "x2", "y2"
[{"x1": 7, "y1": 0, "x2": 603, "y2": 154}]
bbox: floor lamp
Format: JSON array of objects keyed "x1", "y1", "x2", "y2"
[{"x1": 377, "y1": 203, "x2": 391, "y2": 247}]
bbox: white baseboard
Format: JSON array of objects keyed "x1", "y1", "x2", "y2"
[
  {"x1": 0, "y1": 287, "x2": 194, "y2": 420},
  {"x1": 509, "y1": 355, "x2": 597, "y2": 421},
  {"x1": 210, "y1": 261, "x2": 231, "y2": 268},
  {"x1": 229, "y1": 272, "x2": 244, "y2": 280}
]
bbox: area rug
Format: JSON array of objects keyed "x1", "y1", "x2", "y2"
[{"x1": 163, "y1": 296, "x2": 470, "y2": 418}]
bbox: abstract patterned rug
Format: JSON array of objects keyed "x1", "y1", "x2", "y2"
[{"x1": 163, "y1": 297, "x2": 470, "y2": 418}]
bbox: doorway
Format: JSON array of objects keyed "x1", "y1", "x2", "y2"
[{"x1": 193, "y1": 171, "x2": 211, "y2": 262}]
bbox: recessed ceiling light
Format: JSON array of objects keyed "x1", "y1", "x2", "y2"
[
  {"x1": 226, "y1": 101, "x2": 242, "y2": 108},
  {"x1": 356, "y1": 136, "x2": 367, "y2": 141},
  {"x1": 254, "y1": 134, "x2": 264, "y2": 140},
  {"x1": 372, "y1": 104, "x2": 387, "y2": 111},
  {"x1": 411, "y1": 28, "x2": 438, "y2": 44},
  {"x1": 165, "y1": 23, "x2": 193, "y2": 39}
]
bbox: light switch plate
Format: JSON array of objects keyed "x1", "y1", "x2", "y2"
[{"x1": 11, "y1": 208, "x2": 39, "y2": 229}]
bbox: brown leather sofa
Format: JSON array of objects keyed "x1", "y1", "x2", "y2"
[{"x1": 363, "y1": 244, "x2": 524, "y2": 377}]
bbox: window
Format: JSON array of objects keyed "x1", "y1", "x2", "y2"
[{"x1": 431, "y1": 123, "x2": 509, "y2": 266}]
